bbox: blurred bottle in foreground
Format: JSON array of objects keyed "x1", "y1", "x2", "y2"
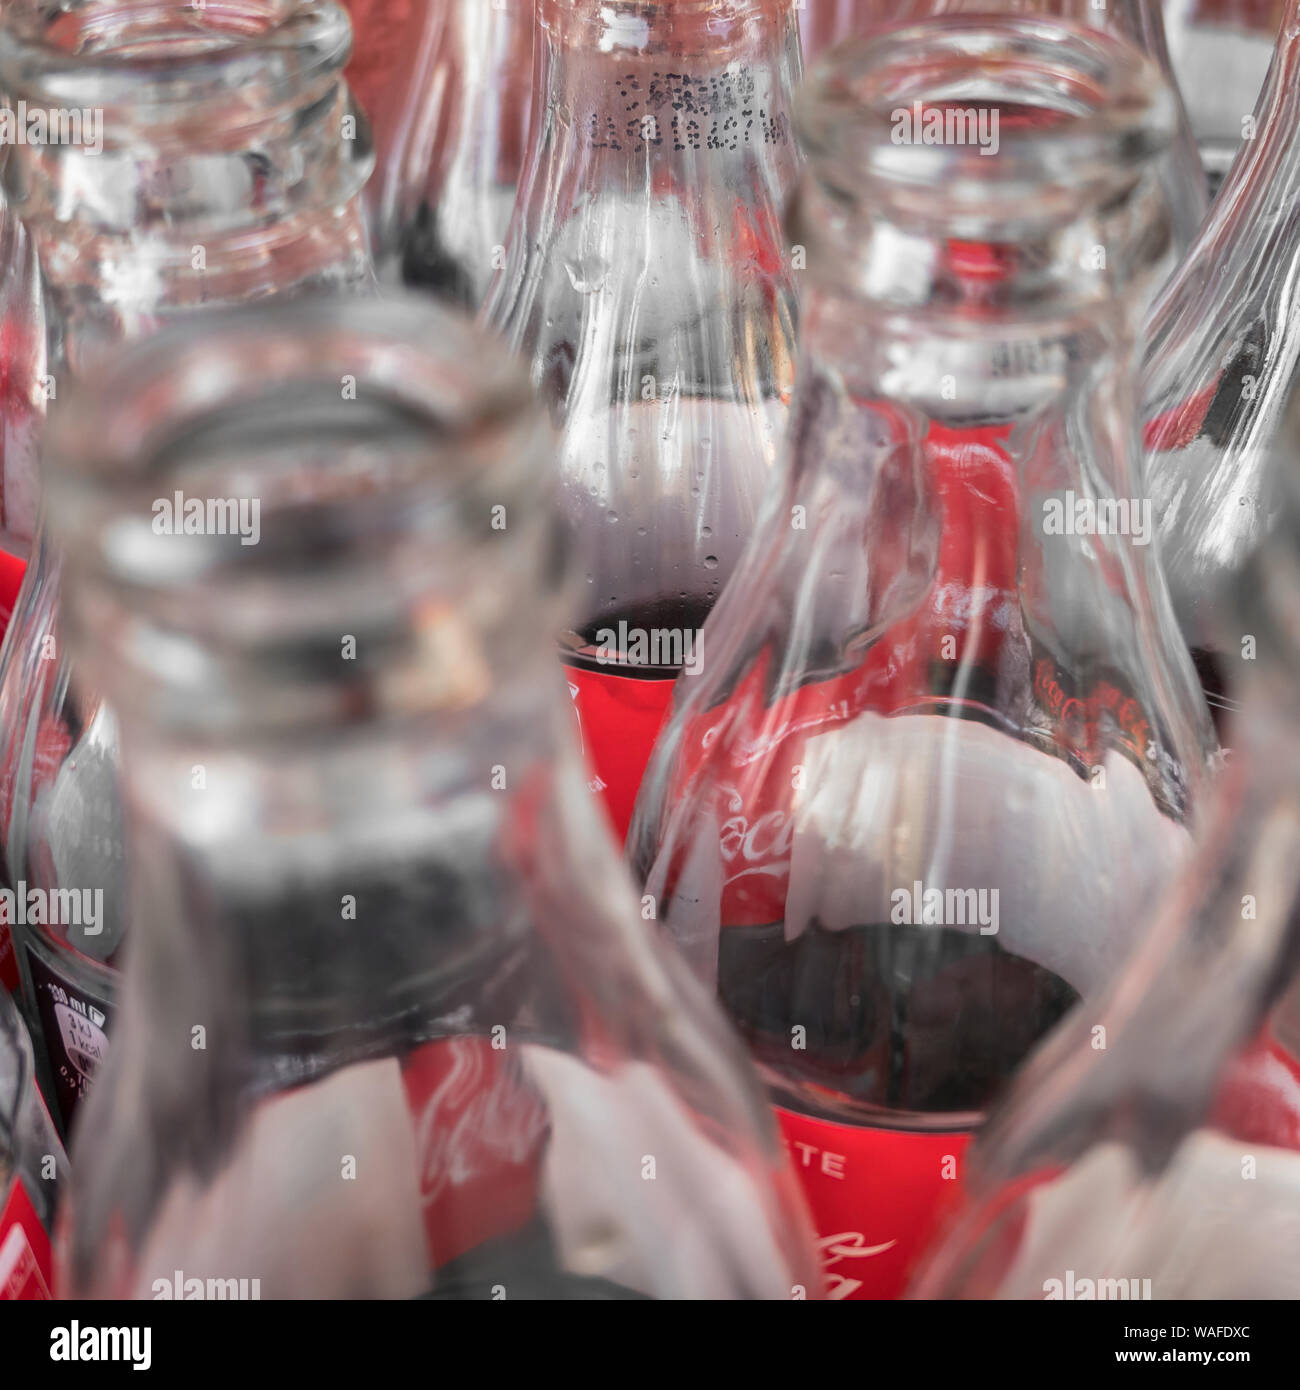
[
  {"x1": 913, "y1": 374, "x2": 1300, "y2": 1299},
  {"x1": 51, "y1": 296, "x2": 820, "y2": 1301},
  {"x1": 0, "y1": 0, "x2": 374, "y2": 1134}
]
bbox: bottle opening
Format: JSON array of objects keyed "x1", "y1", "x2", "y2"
[
  {"x1": 798, "y1": 17, "x2": 1174, "y2": 231},
  {"x1": 33, "y1": 0, "x2": 296, "y2": 55},
  {"x1": 50, "y1": 297, "x2": 542, "y2": 580},
  {"x1": 46, "y1": 298, "x2": 562, "y2": 729},
  {"x1": 0, "y1": 0, "x2": 351, "y2": 114}
]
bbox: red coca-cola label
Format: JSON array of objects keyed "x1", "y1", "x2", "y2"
[
  {"x1": 776, "y1": 1106, "x2": 971, "y2": 1300},
  {"x1": 0, "y1": 548, "x2": 24, "y2": 635},
  {"x1": 401, "y1": 1035, "x2": 549, "y2": 1271},
  {"x1": 0, "y1": 1177, "x2": 53, "y2": 1300},
  {"x1": 0, "y1": 548, "x2": 27, "y2": 990},
  {"x1": 564, "y1": 663, "x2": 676, "y2": 844}
]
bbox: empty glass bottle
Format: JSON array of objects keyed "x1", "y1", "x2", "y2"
[
  {"x1": 913, "y1": 375, "x2": 1300, "y2": 1300},
  {"x1": 0, "y1": 0, "x2": 374, "y2": 1134},
  {"x1": 0, "y1": 988, "x2": 64, "y2": 1299},
  {"x1": 343, "y1": 0, "x2": 534, "y2": 304},
  {"x1": 1141, "y1": 0, "x2": 1300, "y2": 735},
  {"x1": 629, "y1": 17, "x2": 1216, "y2": 1300},
  {"x1": 484, "y1": 0, "x2": 802, "y2": 843},
  {"x1": 795, "y1": 0, "x2": 1207, "y2": 264},
  {"x1": 50, "y1": 295, "x2": 819, "y2": 1301}
]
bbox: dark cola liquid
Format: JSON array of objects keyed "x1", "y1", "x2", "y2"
[
  {"x1": 717, "y1": 921, "x2": 1079, "y2": 1116},
  {"x1": 561, "y1": 595, "x2": 715, "y2": 680}
]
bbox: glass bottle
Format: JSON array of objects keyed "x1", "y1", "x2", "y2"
[
  {"x1": 795, "y1": 0, "x2": 1207, "y2": 263},
  {"x1": 0, "y1": 988, "x2": 64, "y2": 1299},
  {"x1": 50, "y1": 295, "x2": 820, "y2": 1301},
  {"x1": 913, "y1": 378, "x2": 1300, "y2": 1299},
  {"x1": 342, "y1": 0, "x2": 535, "y2": 305},
  {"x1": 484, "y1": 0, "x2": 802, "y2": 844},
  {"x1": 629, "y1": 17, "x2": 1217, "y2": 1300},
  {"x1": 0, "y1": 0, "x2": 374, "y2": 1135},
  {"x1": 1141, "y1": 0, "x2": 1300, "y2": 736},
  {"x1": 1165, "y1": 0, "x2": 1284, "y2": 193}
]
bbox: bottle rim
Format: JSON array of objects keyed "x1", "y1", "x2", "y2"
[
  {"x1": 46, "y1": 294, "x2": 545, "y2": 568},
  {"x1": 0, "y1": 0, "x2": 352, "y2": 118},
  {"x1": 45, "y1": 295, "x2": 563, "y2": 731},
  {"x1": 797, "y1": 16, "x2": 1175, "y2": 230}
]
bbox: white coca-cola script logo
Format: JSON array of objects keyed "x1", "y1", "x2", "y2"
[
  {"x1": 717, "y1": 784, "x2": 794, "y2": 889},
  {"x1": 819, "y1": 1231, "x2": 898, "y2": 1301},
  {"x1": 408, "y1": 1039, "x2": 549, "y2": 1208}
]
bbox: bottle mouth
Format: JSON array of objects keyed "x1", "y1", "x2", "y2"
[
  {"x1": 797, "y1": 17, "x2": 1174, "y2": 233},
  {"x1": 0, "y1": 0, "x2": 351, "y2": 121},
  {"x1": 47, "y1": 297, "x2": 565, "y2": 732}
]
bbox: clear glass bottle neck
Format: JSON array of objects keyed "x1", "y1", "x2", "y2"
[
  {"x1": 789, "y1": 19, "x2": 1172, "y2": 491},
  {"x1": 539, "y1": 0, "x2": 797, "y2": 55},
  {"x1": 485, "y1": 0, "x2": 802, "y2": 636},
  {"x1": 0, "y1": 0, "x2": 374, "y2": 375},
  {"x1": 790, "y1": 272, "x2": 1146, "y2": 496}
]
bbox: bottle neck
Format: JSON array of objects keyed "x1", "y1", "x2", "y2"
[
  {"x1": 507, "y1": 0, "x2": 801, "y2": 259},
  {"x1": 1138, "y1": 3, "x2": 1300, "y2": 644},
  {"x1": 786, "y1": 271, "x2": 1153, "y2": 593},
  {"x1": 487, "y1": 0, "x2": 802, "y2": 635},
  {"x1": 0, "y1": 2, "x2": 374, "y2": 376},
  {"x1": 768, "y1": 242, "x2": 1211, "y2": 812}
]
